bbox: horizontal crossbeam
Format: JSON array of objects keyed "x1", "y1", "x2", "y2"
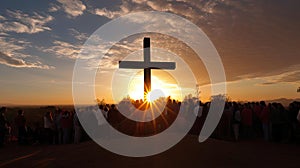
[{"x1": 119, "y1": 61, "x2": 176, "y2": 70}]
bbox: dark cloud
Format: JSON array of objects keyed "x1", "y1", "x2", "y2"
[{"x1": 260, "y1": 82, "x2": 277, "y2": 85}]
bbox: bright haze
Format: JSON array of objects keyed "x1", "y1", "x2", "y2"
[{"x1": 0, "y1": 0, "x2": 299, "y2": 105}]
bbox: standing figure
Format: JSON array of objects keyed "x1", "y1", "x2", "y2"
[
  {"x1": 61, "y1": 111, "x2": 73, "y2": 144},
  {"x1": 260, "y1": 101, "x2": 270, "y2": 141},
  {"x1": 73, "y1": 112, "x2": 82, "y2": 144},
  {"x1": 0, "y1": 107, "x2": 8, "y2": 147},
  {"x1": 53, "y1": 109, "x2": 62, "y2": 144},
  {"x1": 241, "y1": 104, "x2": 253, "y2": 139},
  {"x1": 44, "y1": 111, "x2": 54, "y2": 144},
  {"x1": 14, "y1": 110, "x2": 26, "y2": 145},
  {"x1": 232, "y1": 103, "x2": 241, "y2": 141}
]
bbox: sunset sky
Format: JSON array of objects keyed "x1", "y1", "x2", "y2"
[{"x1": 0, "y1": 0, "x2": 299, "y2": 105}]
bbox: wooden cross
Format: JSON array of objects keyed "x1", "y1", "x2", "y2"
[{"x1": 119, "y1": 37, "x2": 176, "y2": 100}]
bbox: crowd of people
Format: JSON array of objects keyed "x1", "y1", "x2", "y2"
[
  {"x1": 0, "y1": 100, "x2": 300, "y2": 148},
  {"x1": 0, "y1": 107, "x2": 84, "y2": 147},
  {"x1": 195, "y1": 101, "x2": 300, "y2": 142},
  {"x1": 42, "y1": 109, "x2": 83, "y2": 145}
]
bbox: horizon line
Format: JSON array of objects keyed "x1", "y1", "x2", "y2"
[{"x1": 1, "y1": 97, "x2": 299, "y2": 107}]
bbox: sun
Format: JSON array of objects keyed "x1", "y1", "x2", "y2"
[
  {"x1": 127, "y1": 71, "x2": 182, "y2": 101},
  {"x1": 128, "y1": 75, "x2": 168, "y2": 101}
]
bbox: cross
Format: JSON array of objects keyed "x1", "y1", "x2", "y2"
[{"x1": 119, "y1": 37, "x2": 176, "y2": 100}]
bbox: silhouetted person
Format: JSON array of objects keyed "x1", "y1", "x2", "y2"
[
  {"x1": 260, "y1": 101, "x2": 270, "y2": 141},
  {"x1": 270, "y1": 103, "x2": 282, "y2": 142},
  {"x1": 0, "y1": 107, "x2": 7, "y2": 147},
  {"x1": 61, "y1": 111, "x2": 73, "y2": 144},
  {"x1": 278, "y1": 103, "x2": 290, "y2": 143},
  {"x1": 241, "y1": 104, "x2": 253, "y2": 139},
  {"x1": 297, "y1": 108, "x2": 300, "y2": 123},
  {"x1": 53, "y1": 108, "x2": 62, "y2": 144},
  {"x1": 199, "y1": 102, "x2": 210, "y2": 131},
  {"x1": 73, "y1": 112, "x2": 82, "y2": 144},
  {"x1": 44, "y1": 111, "x2": 54, "y2": 144},
  {"x1": 108, "y1": 104, "x2": 119, "y2": 126},
  {"x1": 14, "y1": 110, "x2": 26, "y2": 145},
  {"x1": 253, "y1": 102, "x2": 262, "y2": 137},
  {"x1": 165, "y1": 99, "x2": 174, "y2": 122},
  {"x1": 289, "y1": 102, "x2": 299, "y2": 142},
  {"x1": 32, "y1": 122, "x2": 42, "y2": 145},
  {"x1": 222, "y1": 103, "x2": 233, "y2": 140},
  {"x1": 99, "y1": 105, "x2": 108, "y2": 119},
  {"x1": 232, "y1": 102, "x2": 241, "y2": 141}
]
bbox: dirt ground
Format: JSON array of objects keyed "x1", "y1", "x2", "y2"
[{"x1": 0, "y1": 135, "x2": 300, "y2": 168}]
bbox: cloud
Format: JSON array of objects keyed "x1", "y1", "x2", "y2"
[
  {"x1": 48, "y1": 3, "x2": 61, "y2": 12},
  {"x1": 0, "y1": 36, "x2": 54, "y2": 69},
  {"x1": 258, "y1": 69, "x2": 300, "y2": 85},
  {"x1": 0, "y1": 10, "x2": 53, "y2": 34},
  {"x1": 260, "y1": 82, "x2": 277, "y2": 85},
  {"x1": 43, "y1": 40, "x2": 81, "y2": 59},
  {"x1": 131, "y1": 0, "x2": 147, "y2": 4},
  {"x1": 0, "y1": 52, "x2": 28, "y2": 66},
  {"x1": 91, "y1": 0, "x2": 232, "y2": 21},
  {"x1": 92, "y1": 0, "x2": 149, "y2": 19},
  {"x1": 279, "y1": 71, "x2": 300, "y2": 83},
  {"x1": 43, "y1": 29, "x2": 89, "y2": 59},
  {"x1": 0, "y1": 36, "x2": 30, "y2": 55},
  {"x1": 68, "y1": 28, "x2": 88, "y2": 41},
  {"x1": 0, "y1": 32, "x2": 8, "y2": 36},
  {"x1": 0, "y1": 15, "x2": 5, "y2": 20},
  {"x1": 0, "y1": 52, "x2": 54, "y2": 69},
  {"x1": 43, "y1": 36, "x2": 113, "y2": 61},
  {"x1": 93, "y1": 8, "x2": 125, "y2": 19},
  {"x1": 55, "y1": 0, "x2": 86, "y2": 18}
]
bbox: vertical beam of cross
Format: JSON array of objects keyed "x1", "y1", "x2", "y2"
[{"x1": 144, "y1": 38, "x2": 151, "y2": 99}]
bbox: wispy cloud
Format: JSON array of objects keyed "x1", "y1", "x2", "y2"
[
  {"x1": 279, "y1": 71, "x2": 300, "y2": 83},
  {"x1": 0, "y1": 36, "x2": 27, "y2": 54},
  {"x1": 0, "y1": 32, "x2": 9, "y2": 36},
  {"x1": 0, "y1": 52, "x2": 54, "y2": 69},
  {"x1": 260, "y1": 82, "x2": 276, "y2": 85},
  {"x1": 0, "y1": 36, "x2": 54, "y2": 69},
  {"x1": 43, "y1": 35, "x2": 112, "y2": 61},
  {"x1": 68, "y1": 28, "x2": 88, "y2": 41},
  {"x1": 54, "y1": 0, "x2": 86, "y2": 18},
  {"x1": 93, "y1": 8, "x2": 125, "y2": 19},
  {"x1": 0, "y1": 15, "x2": 5, "y2": 20},
  {"x1": 43, "y1": 40, "x2": 81, "y2": 59},
  {"x1": 48, "y1": 3, "x2": 61, "y2": 12},
  {"x1": 0, "y1": 10, "x2": 53, "y2": 34},
  {"x1": 257, "y1": 68, "x2": 300, "y2": 86},
  {"x1": 91, "y1": 0, "x2": 240, "y2": 22}
]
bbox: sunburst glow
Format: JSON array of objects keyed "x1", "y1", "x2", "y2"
[{"x1": 127, "y1": 72, "x2": 182, "y2": 101}]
